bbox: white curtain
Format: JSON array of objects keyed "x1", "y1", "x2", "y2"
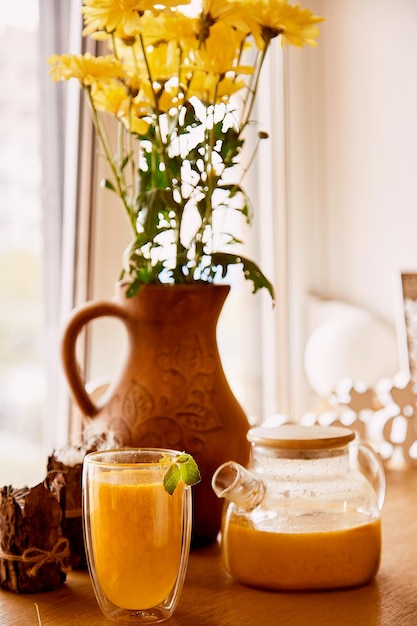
[{"x1": 39, "y1": 0, "x2": 84, "y2": 448}]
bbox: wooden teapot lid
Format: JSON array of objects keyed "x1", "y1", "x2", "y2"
[{"x1": 247, "y1": 425, "x2": 356, "y2": 450}]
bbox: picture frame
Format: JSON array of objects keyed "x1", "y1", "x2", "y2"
[{"x1": 396, "y1": 272, "x2": 417, "y2": 380}]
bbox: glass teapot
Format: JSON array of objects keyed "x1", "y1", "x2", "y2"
[{"x1": 211, "y1": 424, "x2": 386, "y2": 591}]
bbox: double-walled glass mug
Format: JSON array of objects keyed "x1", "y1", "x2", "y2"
[
  {"x1": 212, "y1": 425, "x2": 386, "y2": 591},
  {"x1": 83, "y1": 449, "x2": 192, "y2": 624}
]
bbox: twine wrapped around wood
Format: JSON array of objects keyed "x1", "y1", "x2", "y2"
[
  {"x1": 0, "y1": 481, "x2": 68, "y2": 593},
  {"x1": 0, "y1": 537, "x2": 70, "y2": 577}
]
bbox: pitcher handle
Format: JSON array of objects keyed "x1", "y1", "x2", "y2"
[{"x1": 61, "y1": 300, "x2": 129, "y2": 417}]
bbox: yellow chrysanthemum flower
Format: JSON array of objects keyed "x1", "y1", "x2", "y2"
[
  {"x1": 113, "y1": 39, "x2": 185, "y2": 108},
  {"x1": 199, "y1": 0, "x2": 252, "y2": 38},
  {"x1": 134, "y1": 80, "x2": 182, "y2": 115},
  {"x1": 146, "y1": 41, "x2": 181, "y2": 84},
  {"x1": 188, "y1": 72, "x2": 246, "y2": 105},
  {"x1": 140, "y1": 11, "x2": 199, "y2": 47},
  {"x1": 92, "y1": 82, "x2": 150, "y2": 133},
  {"x1": 82, "y1": 0, "x2": 146, "y2": 36},
  {"x1": 244, "y1": 0, "x2": 324, "y2": 49},
  {"x1": 157, "y1": 85, "x2": 185, "y2": 113},
  {"x1": 92, "y1": 81, "x2": 130, "y2": 115},
  {"x1": 191, "y1": 23, "x2": 252, "y2": 79},
  {"x1": 126, "y1": 114, "x2": 150, "y2": 135},
  {"x1": 122, "y1": 96, "x2": 151, "y2": 134},
  {"x1": 48, "y1": 52, "x2": 122, "y2": 86},
  {"x1": 82, "y1": 0, "x2": 191, "y2": 36}
]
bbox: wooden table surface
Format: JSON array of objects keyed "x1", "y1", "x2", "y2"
[{"x1": 1, "y1": 469, "x2": 416, "y2": 626}]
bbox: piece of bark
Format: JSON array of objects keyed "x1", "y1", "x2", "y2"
[
  {"x1": 0, "y1": 482, "x2": 69, "y2": 593},
  {"x1": 47, "y1": 432, "x2": 120, "y2": 569},
  {"x1": 46, "y1": 456, "x2": 85, "y2": 569}
]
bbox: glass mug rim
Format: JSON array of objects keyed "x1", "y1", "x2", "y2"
[
  {"x1": 82, "y1": 446, "x2": 192, "y2": 624},
  {"x1": 84, "y1": 447, "x2": 183, "y2": 468}
]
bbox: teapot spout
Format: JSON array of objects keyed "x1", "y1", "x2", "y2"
[{"x1": 211, "y1": 461, "x2": 266, "y2": 511}]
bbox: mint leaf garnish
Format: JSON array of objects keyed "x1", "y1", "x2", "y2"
[
  {"x1": 162, "y1": 452, "x2": 201, "y2": 495},
  {"x1": 163, "y1": 464, "x2": 181, "y2": 496}
]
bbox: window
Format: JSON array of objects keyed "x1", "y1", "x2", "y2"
[
  {"x1": 0, "y1": 0, "x2": 78, "y2": 486},
  {"x1": 0, "y1": 3, "x2": 45, "y2": 486}
]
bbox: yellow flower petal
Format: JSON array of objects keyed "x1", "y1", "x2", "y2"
[
  {"x1": 242, "y1": 0, "x2": 324, "y2": 49},
  {"x1": 188, "y1": 72, "x2": 246, "y2": 104},
  {"x1": 47, "y1": 52, "x2": 122, "y2": 86},
  {"x1": 200, "y1": 0, "x2": 252, "y2": 36},
  {"x1": 191, "y1": 22, "x2": 251, "y2": 77},
  {"x1": 92, "y1": 82, "x2": 129, "y2": 115},
  {"x1": 82, "y1": 0, "x2": 192, "y2": 36},
  {"x1": 82, "y1": 0, "x2": 151, "y2": 36},
  {"x1": 140, "y1": 11, "x2": 199, "y2": 46}
]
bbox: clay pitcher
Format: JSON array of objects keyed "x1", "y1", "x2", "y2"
[{"x1": 61, "y1": 282, "x2": 250, "y2": 546}]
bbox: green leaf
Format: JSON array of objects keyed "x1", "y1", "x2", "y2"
[
  {"x1": 102, "y1": 178, "x2": 117, "y2": 192},
  {"x1": 176, "y1": 453, "x2": 201, "y2": 486},
  {"x1": 120, "y1": 153, "x2": 131, "y2": 172},
  {"x1": 217, "y1": 127, "x2": 245, "y2": 165},
  {"x1": 211, "y1": 252, "x2": 276, "y2": 303},
  {"x1": 125, "y1": 281, "x2": 141, "y2": 298},
  {"x1": 163, "y1": 464, "x2": 181, "y2": 496},
  {"x1": 162, "y1": 452, "x2": 201, "y2": 496},
  {"x1": 183, "y1": 100, "x2": 199, "y2": 129}
]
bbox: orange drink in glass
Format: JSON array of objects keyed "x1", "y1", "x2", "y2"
[{"x1": 83, "y1": 449, "x2": 192, "y2": 624}]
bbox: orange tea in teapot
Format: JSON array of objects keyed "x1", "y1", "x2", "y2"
[
  {"x1": 212, "y1": 425, "x2": 385, "y2": 591},
  {"x1": 223, "y1": 513, "x2": 381, "y2": 590}
]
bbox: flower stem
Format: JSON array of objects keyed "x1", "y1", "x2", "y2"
[
  {"x1": 241, "y1": 40, "x2": 270, "y2": 130},
  {"x1": 85, "y1": 88, "x2": 134, "y2": 234}
]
